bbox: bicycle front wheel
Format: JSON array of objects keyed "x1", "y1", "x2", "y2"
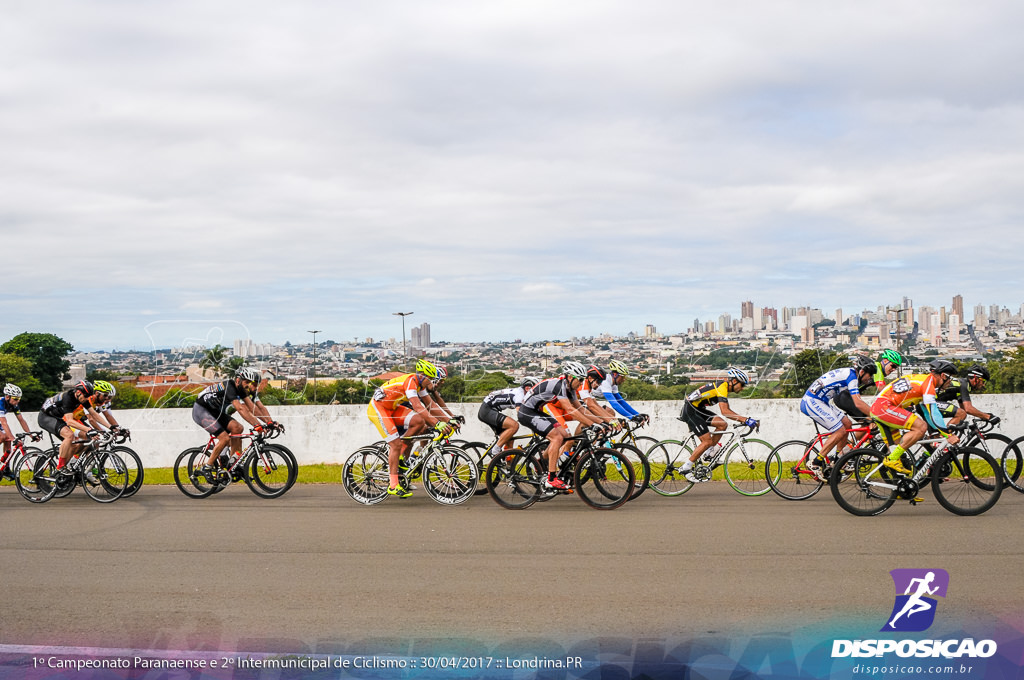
[
  {"x1": 245, "y1": 445, "x2": 296, "y2": 499},
  {"x1": 484, "y1": 448, "x2": 542, "y2": 509},
  {"x1": 829, "y1": 448, "x2": 897, "y2": 516},
  {"x1": 451, "y1": 440, "x2": 490, "y2": 495},
  {"x1": 612, "y1": 442, "x2": 650, "y2": 501},
  {"x1": 342, "y1": 446, "x2": 390, "y2": 505},
  {"x1": 646, "y1": 439, "x2": 695, "y2": 497},
  {"x1": 723, "y1": 438, "x2": 773, "y2": 496},
  {"x1": 932, "y1": 447, "x2": 1002, "y2": 516},
  {"x1": 421, "y1": 446, "x2": 478, "y2": 505},
  {"x1": 1000, "y1": 436, "x2": 1024, "y2": 494},
  {"x1": 112, "y1": 446, "x2": 144, "y2": 498},
  {"x1": 14, "y1": 451, "x2": 58, "y2": 503},
  {"x1": 765, "y1": 440, "x2": 824, "y2": 501},
  {"x1": 173, "y1": 447, "x2": 217, "y2": 499},
  {"x1": 82, "y1": 452, "x2": 128, "y2": 503},
  {"x1": 574, "y1": 448, "x2": 634, "y2": 510}
]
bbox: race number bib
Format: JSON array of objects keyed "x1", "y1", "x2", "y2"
[{"x1": 891, "y1": 378, "x2": 911, "y2": 393}]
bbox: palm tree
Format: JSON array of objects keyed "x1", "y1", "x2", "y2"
[{"x1": 199, "y1": 344, "x2": 228, "y2": 377}]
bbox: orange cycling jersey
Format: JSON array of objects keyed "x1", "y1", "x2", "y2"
[
  {"x1": 874, "y1": 374, "x2": 940, "y2": 408},
  {"x1": 372, "y1": 374, "x2": 427, "y2": 410},
  {"x1": 68, "y1": 395, "x2": 110, "y2": 422}
]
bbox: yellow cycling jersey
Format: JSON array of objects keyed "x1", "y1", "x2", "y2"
[{"x1": 685, "y1": 380, "x2": 729, "y2": 409}]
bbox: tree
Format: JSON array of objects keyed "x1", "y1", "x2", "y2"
[
  {"x1": 0, "y1": 353, "x2": 47, "y2": 409},
  {"x1": 198, "y1": 344, "x2": 229, "y2": 376},
  {"x1": 777, "y1": 349, "x2": 849, "y2": 398},
  {"x1": 0, "y1": 332, "x2": 74, "y2": 393}
]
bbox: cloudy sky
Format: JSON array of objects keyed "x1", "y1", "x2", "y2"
[{"x1": 3, "y1": 0, "x2": 1023, "y2": 351}]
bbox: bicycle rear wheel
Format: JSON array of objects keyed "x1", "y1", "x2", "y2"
[
  {"x1": 1000, "y1": 436, "x2": 1024, "y2": 494},
  {"x1": 342, "y1": 446, "x2": 390, "y2": 505},
  {"x1": 724, "y1": 438, "x2": 773, "y2": 496},
  {"x1": 245, "y1": 445, "x2": 295, "y2": 499},
  {"x1": 484, "y1": 448, "x2": 542, "y2": 509},
  {"x1": 646, "y1": 439, "x2": 695, "y2": 496},
  {"x1": 765, "y1": 440, "x2": 824, "y2": 501},
  {"x1": 932, "y1": 447, "x2": 1002, "y2": 516},
  {"x1": 612, "y1": 442, "x2": 649, "y2": 501},
  {"x1": 112, "y1": 446, "x2": 144, "y2": 498},
  {"x1": 82, "y1": 451, "x2": 128, "y2": 503},
  {"x1": 451, "y1": 440, "x2": 490, "y2": 495},
  {"x1": 829, "y1": 448, "x2": 898, "y2": 516},
  {"x1": 422, "y1": 446, "x2": 478, "y2": 505},
  {"x1": 173, "y1": 447, "x2": 217, "y2": 499},
  {"x1": 14, "y1": 451, "x2": 58, "y2": 503},
  {"x1": 574, "y1": 448, "x2": 634, "y2": 510}
]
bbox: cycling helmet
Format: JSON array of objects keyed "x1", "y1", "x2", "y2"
[
  {"x1": 415, "y1": 358, "x2": 439, "y2": 379},
  {"x1": 853, "y1": 356, "x2": 877, "y2": 374},
  {"x1": 74, "y1": 380, "x2": 95, "y2": 396},
  {"x1": 434, "y1": 365, "x2": 448, "y2": 383},
  {"x1": 236, "y1": 367, "x2": 261, "y2": 383},
  {"x1": 587, "y1": 364, "x2": 607, "y2": 382},
  {"x1": 520, "y1": 376, "x2": 541, "y2": 389},
  {"x1": 560, "y1": 361, "x2": 588, "y2": 379},
  {"x1": 966, "y1": 364, "x2": 990, "y2": 381},
  {"x1": 3, "y1": 383, "x2": 22, "y2": 398},
  {"x1": 726, "y1": 367, "x2": 750, "y2": 386},
  {"x1": 93, "y1": 380, "x2": 117, "y2": 397},
  {"x1": 607, "y1": 359, "x2": 630, "y2": 376},
  {"x1": 927, "y1": 359, "x2": 957, "y2": 376},
  {"x1": 879, "y1": 349, "x2": 903, "y2": 366}
]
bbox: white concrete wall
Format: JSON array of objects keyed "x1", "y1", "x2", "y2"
[{"x1": 21, "y1": 393, "x2": 1024, "y2": 467}]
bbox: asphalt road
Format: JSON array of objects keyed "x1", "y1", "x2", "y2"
[{"x1": 1, "y1": 482, "x2": 1021, "y2": 654}]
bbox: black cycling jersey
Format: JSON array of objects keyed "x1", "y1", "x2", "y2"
[
  {"x1": 520, "y1": 378, "x2": 572, "y2": 411},
  {"x1": 482, "y1": 387, "x2": 526, "y2": 411},
  {"x1": 196, "y1": 379, "x2": 251, "y2": 415},
  {"x1": 935, "y1": 378, "x2": 971, "y2": 405},
  {"x1": 41, "y1": 390, "x2": 84, "y2": 418}
]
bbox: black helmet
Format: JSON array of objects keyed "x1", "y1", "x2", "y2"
[
  {"x1": 853, "y1": 356, "x2": 876, "y2": 374},
  {"x1": 927, "y1": 359, "x2": 957, "y2": 376},
  {"x1": 586, "y1": 364, "x2": 607, "y2": 382},
  {"x1": 966, "y1": 364, "x2": 990, "y2": 381}
]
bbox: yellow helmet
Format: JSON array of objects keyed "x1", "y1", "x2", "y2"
[
  {"x1": 93, "y1": 380, "x2": 117, "y2": 397},
  {"x1": 415, "y1": 359, "x2": 439, "y2": 379}
]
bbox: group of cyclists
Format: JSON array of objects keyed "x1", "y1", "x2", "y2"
[{"x1": 0, "y1": 346, "x2": 1002, "y2": 503}]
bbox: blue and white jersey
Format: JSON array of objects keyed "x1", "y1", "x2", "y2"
[{"x1": 804, "y1": 368, "x2": 861, "y2": 403}]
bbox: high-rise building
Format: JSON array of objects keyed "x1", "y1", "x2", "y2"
[
  {"x1": 948, "y1": 313, "x2": 961, "y2": 341},
  {"x1": 411, "y1": 322, "x2": 431, "y2": 348},
  {"x1": 741, "y1": 300, "x2": 754, "y2": 319},
  {"x1": 952, "y1": 294, "x2": 964, "y2": 320},
  {"x1": 644, "y1": 324, "x2": 657, "y2": 338},
  {"x1": 974, "y1": 304, "x2": 987, "y2": 327},
  {"x1": 718, "y1": 314, "x2": 732, "y2": 333},
  {"x1": 835, "y1": 308, "x2": 843, "y2": 325}
]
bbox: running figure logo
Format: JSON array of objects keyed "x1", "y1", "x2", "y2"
[{"x1": 881, "y1": 568, "x2": 949, "y2": 632}]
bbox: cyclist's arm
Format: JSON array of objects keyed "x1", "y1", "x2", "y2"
[
  {"x1": 583, "y1": 395, "x2": 617, "y2": 422},
  {"x1": 427, "y1": 390, "x2": 457, "y2": 421},
  {"x1": 559, "y1": 394, "x2": 602, "y2": 427},
  {"x1": 98, "y1": 410, "x2": 120, "y2": 429},
  {"x1": 717, "y1": 400, "x2": 748, "y2": 424},
  {"x1": 408, "y1": 393, "x2": 444, "y2": 428},
  {"x1": 63, "y1": 412, "x2": 98, "y2": 434},
  {"x1": 602, "y1": 390, "x2": 640, "y2": 418},
  {"x1": 0, "y1": 415, "x2": 11, "y2": 437},
  {"x1": 16, "y1": 412, "x2": 32, "y2": 433},
  {"x1": 250, "y1": 398, "x2": 276, "y2": 425},
  {"x1": 232, "y1": 398, "x2": 263, "y2": 429}
]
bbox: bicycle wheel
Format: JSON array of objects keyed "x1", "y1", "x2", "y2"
[
  {"x1": 111, "y1": 446, "x2": 144, "y2": 498},
  {"x1": 932, "y1": 447, "x2": 1002, "y2": 516},
  {"x1": 1000, "y1": 436, "x2": 1024, "y2": 494},
  {"x1": 82, "y1": 451, "x2": 128, "y2": 503},
  {"x1": 765, "y1": 440, "x2": 824, "y2": 501},
  {"x1": 611, "y1": 442, "x2": 649, "y2": 501},
  {"x1": 647, "y1": 439, "x2": 696, "y2": 496},
  {"x1": 14, "y1": 451, "x2": 58, "y2": 503},
  {"x1": 421, "y1": 446, "x2": 478, "y2": 505},
  {"x1": 484, "y1": 448, "x2": 542, "y2": 509},
  {"x1": 452, "y1": 440, "x2": 490, "y2": 495},
  {"x1": 829, "y1": 448, "x2": 898, "y2": 516},
  {"x1": 245, "y1": 445, "x2": 295, "y2": 499},
  {"x1": 574, "y1": 448, "x2": 634, "y2": 510},
  {"x1": 342, "y1": 446, "x2": 390, "y2": 505},
  {"x1": 723, "y1": 438, "x2": 774, "y2": 496},
  {"x1": 173, "y1": 447, "x2": 217, "y2": 499},
  {"x1": 1, "y1": 446, "x2": 40, "y2": 487}
]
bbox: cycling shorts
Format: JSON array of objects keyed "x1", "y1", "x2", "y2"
[
  {"x1": 38, "y1": 412, "x2": 67, "y2": 439},
  {"x1": 477, "y1": 403, "x2": 510, "y2": 437},
  {"x1": 517, "y1": 406, "x2": 558, "y2": 437},
  {"x1": 680, "y1": 402, "x2": 715, "y2": 437},
  {"x1": 367, "y1": 401, "x2": 414, "y2": 443},
  {"x1": 799, "y1": 396, "x2": 846, "y2": 433},
  {"x1": 192, "y1": 403, "x2": 234, "y2": 437},
  {"x1": 870, "y1": 398, "x2": 919, "y2": 430}
]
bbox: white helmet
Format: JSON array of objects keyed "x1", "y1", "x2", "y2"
[
  {"x1": 726, "y1": 367, "x2": 750, "y2": 386},
  {"x1": 560, "y1": 361, "x2": 588, "y2": 379},
  {"x1": 3, "y1": 383, "x2": 22, "y2": 398},
  {"x1": 237, "y1": 367, "x2": 261, "y2": 383}
]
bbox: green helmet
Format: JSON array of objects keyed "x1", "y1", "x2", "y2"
[
  {"x1": 415, "y1": 358, "x2": 439, "y2": 379},
  {"x1": 93, "y1": 380, "x2": 117, "y2": 397},
  {"x1": 879, "y1": 349, "x2": 903, "y2": 367}
]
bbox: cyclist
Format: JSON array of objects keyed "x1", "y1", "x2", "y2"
[
  {"x1": 0, "y1": 384, "x2": 39, "y2": 477},
  {"x1": 872, "y1": 349, "x2": 903, "y2": 389},
  {"x1": 517, "y1": 361, "x2": 606, "y2": 491},
  {"x1": 366, "y1": 358, "x2": 453, "y2": 498},
  {"x1": 935, "y1": 364, "x2": 998, "y2": 427},
  {"x1": 679, "y1": 367, "x2": 758, "y2": 482},
  {"x1": 89, "y1": 380, "x2": 129, "y2": 438},
  {"x1": 37, "y1": 380, "x2": 108, "y2": 475},
  {"x1": 477, "y1": 376, "x2": 540, "y2": 453},
  {"x1": 577, "y1": 365, "x2": 625, "y2": 427},
  {"x1": 799, "y1": 357, "x2": 877, "y2": 478},
  {"x1": 870, "y1": 359, "x2": 959, "y2": 480},
  {"x1": 424, "y1": 365, "x2": 463, "y2": 429},
  {"x1": 193, "y1": 367, "x2": 276, "y2": 480},
  {"x1": 598, "y1": 359, "x2": 650, "y2": 425}
]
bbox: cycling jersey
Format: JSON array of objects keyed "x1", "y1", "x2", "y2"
[
  {"x1": 804, "y1": 368, "x2": 862, "y2": 403},
  {"x1": 935, "y1": 378, "x2": 971, "y2": 405},
  {"x1": 196, "y1": 379, "x2": 252, "y2": 416},
  {"x1": 482, "y1": 386, "x2": 527, "y2": 411},
  {"x1": 0, "y1": 396, "x2": 21, "y2": 416},
  {"x1": 595, "y1": 374, "x2": 640, "y2": 418},
  {"x1": 871, "y1": 373, "x2": 945, "y2": 431},
  {"x1": 42, "y1": 390, "x2": 87, "y2": 419},
  {"x1": 685, "y1": 381, "x2": 730, "y2": 409},
  {"x1": 372, "y1": 374, "x2": 428, "y2": 410},
  {"x1": 520, "y1": 378, "x2": 573, "y2": 411}
]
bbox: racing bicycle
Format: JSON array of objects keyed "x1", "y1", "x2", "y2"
[
  {"x1": 647, "y1": 422, "x2": 773, "y2": 497},
  {"x1": 173, "y1": 424, "x2": 296, "y2": 499},
  {"x1": 15, "y1": 432, "x2": 129, "y2": 503}
]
